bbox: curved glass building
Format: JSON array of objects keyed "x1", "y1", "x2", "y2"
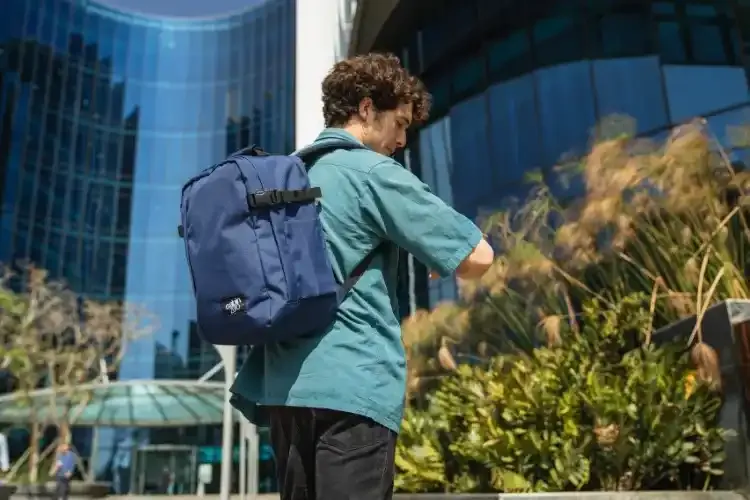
[
  {"x1": 351, "y1": 0, "x2": 750, "y2": 309},
  {"x1": 0, "y1": 0, "x2": 295, "y2": 492},
  {"x1": 0, "y1": 0, "x2": 294, "y2": 374}
]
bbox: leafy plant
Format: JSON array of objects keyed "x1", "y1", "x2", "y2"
[
  {"x1": 403, "y1": 118, "x2": 748, "y2": 402},
  {"x1": 394, "y1": 409, "x2": 448, "y2": 492},
  {"x1": 396, "y1": 294, "x2": 729, "y2": 493}
]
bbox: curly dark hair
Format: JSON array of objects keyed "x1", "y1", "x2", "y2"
[{"x1": 321, "y1": 53, "x2": 432, "y2": 127}]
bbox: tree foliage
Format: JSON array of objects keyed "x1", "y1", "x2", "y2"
[{"x1": 0, "y1": 264, "x2": 156, "y2": 482}]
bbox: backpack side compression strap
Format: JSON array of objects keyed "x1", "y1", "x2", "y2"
[{"x1": 177, "y1": 187, "x2": 323, "y2": 234}]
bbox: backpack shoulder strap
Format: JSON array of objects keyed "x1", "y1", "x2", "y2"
[
  {"x1": 293, "y1": 140, "x2": 368, "y2": 171},
  {"x1": 336, "y1": 242, "x2": 389, "y2": 303},
  {"x1": 294, "y1": 139, "x2": 378, "y2": 302},
  {"x1": 230, "y1": 145, "x2": 269, "y2": 157}
]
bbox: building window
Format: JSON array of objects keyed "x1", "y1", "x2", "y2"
[
  {"x1": 598, "y1": 13, "x2": 653, "y2": 58},
  {"x1": 427, "y1": 75, "x2": 451, "y2": 118},
  {"x1": 487, "y1": 29, "x2": 532, "y2": 83},
  {"x1": 533, "y1": 16, "x2": 587, "y2": 68},
  {"x1": 689, "y1": 22, "x2": 730, "y2": 63},
  {"x1": 657, "y1": 20, "x2": 688, "y2": 63},
  {"x1": 452, "y1": 53, "x2": 485, "y2": 99},
  {"x1": 652, "y1": 2, "x2": 677, "y2": 16},
  {"x1": 735, "y1": 0, "x2": 750, "y2": 81},
  {"x1": 653, "y1": 1, "x2": 737, "y2": 65},
  {"x1": 420, "y1": 6, "x2": 453, "y2": 70},
  {"x1": 685, "y1": 2, "x2": 737, "y2": 65}
]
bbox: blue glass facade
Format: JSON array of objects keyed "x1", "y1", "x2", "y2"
[
  {"x1": 375, "y1": 0, "x2": 750, "y2": 309},
  {"x1": 0, "y1": 0, "x2": 295, "y2": 373},
  {"x1": 0, "y1": 0, "x2": 294, "y2": 492}
]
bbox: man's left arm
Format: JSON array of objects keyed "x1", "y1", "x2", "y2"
[{"x1": 362, "y1": 160, "x2": 490, "y2": 278}]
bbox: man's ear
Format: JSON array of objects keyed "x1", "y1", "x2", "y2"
[{"x1": 358, "y1": 97, "x2": 374, "y2": 122}]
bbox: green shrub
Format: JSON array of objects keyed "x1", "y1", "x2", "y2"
[
  {"x1": 396, "y1": 294, "x2": 729, "y2": 493},
  {"x1": 402, "y1": 120, "x2": 750, "y2": 404}
]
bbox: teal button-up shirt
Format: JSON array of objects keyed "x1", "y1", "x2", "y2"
[{"x1": 230, "y1": 128, "x2": 482, "y2": 432}]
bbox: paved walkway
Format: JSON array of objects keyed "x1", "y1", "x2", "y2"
[{"x1": 110, "y1": 496, "x2": 279, "y2": 500}]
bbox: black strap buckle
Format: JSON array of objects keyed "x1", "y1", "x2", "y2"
[
  {"x1": 248, "y1": 190, "x2": 280, "y2": 208},
  {"x1": 247, "y1": 188, "x2": 321, "y2": 209}
]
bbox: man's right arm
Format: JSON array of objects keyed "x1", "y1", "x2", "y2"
[{"x1": 362, "y1": 160, "x2": 493, "y2": 280}]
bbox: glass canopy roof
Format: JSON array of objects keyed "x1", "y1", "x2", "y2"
[{"x1": 0, "y1": 380, "x2": 230, "y2": 427}]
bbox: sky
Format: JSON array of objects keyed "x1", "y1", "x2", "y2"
[{"x1": 95, "y1": 0, "x2": 260, "y2": 18}]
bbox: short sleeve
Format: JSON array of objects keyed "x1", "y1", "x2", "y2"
[{"x1": 362, "y1": 160, "x2": 483, "y2": 277}]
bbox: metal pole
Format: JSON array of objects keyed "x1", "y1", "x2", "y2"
[
  {"x1": 198, "y1": 361, "x2": 224, "y2": 382},
  {"x1": 216, "y1": 345, "x2": 236, "y2": 500},
  {"x1": 88, "y1": 429, "x2": 99, "y2": 479},
  {"x1": 239, "y1": 418, "x2": 246, "y2": 500},
  {"x1": 247, "y1": 422, "x2": 259, "y2": 496}
]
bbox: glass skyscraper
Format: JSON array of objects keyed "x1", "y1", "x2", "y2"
[
  {"x1": 0, "y1": 0, "x2": 295, "y2": 493},
  {"x1": 351, "y1": 0, "x2": 750, "y2": 310}
]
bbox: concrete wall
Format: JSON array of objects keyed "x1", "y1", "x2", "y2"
[{"x1": 294, "y1": 0, "x2": 358, "y2": 149}]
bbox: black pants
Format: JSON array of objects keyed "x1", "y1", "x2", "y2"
[
  {"x1": 54, "y1": 477, "x2": 70, "y2": 500},
  {"x1": 268, "y1": 406, "x2": 396, "y2": 500}
]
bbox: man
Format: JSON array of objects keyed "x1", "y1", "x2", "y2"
[
  {"x1": 51, "y1": 442, "x2": 75, "y2": 500},
  {"x1": 231, "y1": 53, "x2": 493, "y2": 499}
]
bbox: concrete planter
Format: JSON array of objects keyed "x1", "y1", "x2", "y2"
[
  {"x1": 495, "y1": 492, "x2": 748, "y2": 499},
  {"x1": 497, "y1": 491, "x2": 746, "y2": 500},
  {"x1": 10, "y1": 481, "x2": 109, "y2": 499},
  {"x1": 652, "y1": 299, "x2": 750, "y2": 490},
  {"x1": 250, "y1": 493, "x2": 748, "y2": 500},
  {"x1": 0, "y1": 485, "x2": 16, "y2": 500},
  {"x1": 253, "y1": 494, "x2": 748, "y2": 500},
  {"x1": 394, "y1": 495, "x2": 500, "y2": 500},
  {"x1": 392, "y1": 493, "x2": 747, "y2": 500}
]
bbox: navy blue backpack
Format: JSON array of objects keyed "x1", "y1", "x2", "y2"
[{"x1": 179, "y1": 144, "x2": 379, "y2": 346}]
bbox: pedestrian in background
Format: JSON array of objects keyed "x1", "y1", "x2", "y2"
[{"x1": 51, "y1": 442, "x2": 76, "y2": 500}]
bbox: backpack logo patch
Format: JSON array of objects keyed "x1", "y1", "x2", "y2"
[{"x1": 224, "y1": 297, "x2": 245, "y2": 316}]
